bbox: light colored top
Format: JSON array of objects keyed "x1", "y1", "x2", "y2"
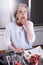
[{"x1": 5, "y1": 21, "x2": 35, "y2": 49}]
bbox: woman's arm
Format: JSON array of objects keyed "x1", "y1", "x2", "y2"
[
  {"x1": 24, "y1": 21, "x2": 35, "y2": 43},
  {"x1": 8, "y1": 43, "x2": 24, "y2": 53}
]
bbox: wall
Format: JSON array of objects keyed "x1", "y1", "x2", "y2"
[
  {"x1": 0, "y1": 0, "x2": 10, "y2": 50},
  {"x1": 0, "y1": 0, "x2": 10, "y2": 28},
  {"x1": 32, "y1": 26, "x2": 43, "y2": 46},
  {"x1": 0, "y1": 29, "x2": 7, "y2": 50}
]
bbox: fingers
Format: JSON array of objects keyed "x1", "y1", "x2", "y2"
[{"x1": 16, "y1": 48, "x2": 24, "y2": 53}]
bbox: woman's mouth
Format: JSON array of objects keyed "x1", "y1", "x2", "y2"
[{"x1": 22, "y1": 17, "x2": 25, "y2": 19}]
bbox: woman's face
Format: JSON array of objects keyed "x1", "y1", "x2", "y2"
[{"x1": 16, "y1": 6, "x2": 27, "y2": 25}]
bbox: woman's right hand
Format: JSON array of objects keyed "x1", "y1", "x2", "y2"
[{"x1": 15, "y1": 48, "x2": 24, "y2": 53}]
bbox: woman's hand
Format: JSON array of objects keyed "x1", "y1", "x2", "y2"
[
  {"x1": 24, "y1": 20, "x2": 30, "y2": 27},
  {"x1": 15, "y1": 48, "x2": 24, "y2": 53}
]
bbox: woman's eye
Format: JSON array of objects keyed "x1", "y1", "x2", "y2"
[{"x1": 19, "y1": 11, "x2": 22, "y2": 13}]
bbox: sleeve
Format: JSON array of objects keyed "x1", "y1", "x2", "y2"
[
  {"x1": 10, "y1": 23, "x2": 17, "y2": 48},
  {"x1": 28, "y1": 21, "x2": 35, "y2": 43}
]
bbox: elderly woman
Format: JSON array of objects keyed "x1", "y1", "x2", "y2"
[{"x1": 7, "y1": 3, "x2": 35, "y2": 53}]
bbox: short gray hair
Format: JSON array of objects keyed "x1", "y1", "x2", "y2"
[{"x1": 13, "y1": 3, "x2": 29, "y2": 19}]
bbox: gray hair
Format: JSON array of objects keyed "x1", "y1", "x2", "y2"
[{"x1": 13, "y1": 3, "x2": 29, "y2": 20}]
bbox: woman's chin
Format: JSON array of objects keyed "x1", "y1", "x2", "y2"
[{"x1": 16, "y1": 22, "x2": 23, "y2": 26}]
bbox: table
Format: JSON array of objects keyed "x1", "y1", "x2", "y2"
[
  {"x1": 0, "y1": 50, "x2": 6, "y2": 53},
  {"x1": 0, "y1": 51, "x2": 43, "y2": 65}
]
